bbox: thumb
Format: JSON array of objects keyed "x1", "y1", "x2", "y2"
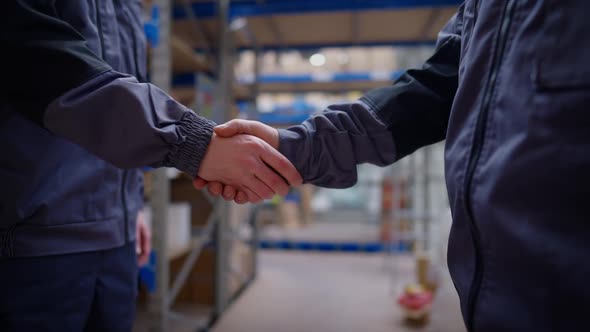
[
  {"x1": 217, "y1": 120, "x2": 279, "y2": 149},
  {"x1": 214, "y1": 120, "x2": 245, "y2": 137}
]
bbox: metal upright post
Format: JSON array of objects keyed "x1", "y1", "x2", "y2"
[
  {"x1": 251, "y1": 46, "x2": 262, "y2": 112},
  {"x1": 148, "y1": 1, "x2": 172, "y2": 331},
  {"x1": 408, "y1": 152, "x2": 418, "y2": 249},
  {"x1": 249, "y1": 46, "x2": 262, "y2": 276},
  {"x1": 422, "y1": 146, "x2": 431, "y2": 252},
  {"x1": 213, "y1": 0, "x2": 234, "y2": 318}
]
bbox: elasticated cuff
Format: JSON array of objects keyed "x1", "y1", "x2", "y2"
[
  {"x1": 278, "y1": 128, "x2": 309, "y2": 182},
  {"x1": 165, "y1": 111, "x2": 215, "y2": 177}
]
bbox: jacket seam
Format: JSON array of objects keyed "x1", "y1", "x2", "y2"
[
  {"x1": 16, "y1": 215, "x2": 124, "y2": 228},
  {"x1": 359, "y1": 96, "x2": 379, "y2": 117},
  {"x1": 9, "y1": 226, "x2": 15, "y2": 257},
  {"x1": 0, "y1": 226, "x2": 16, "y2": 257}
]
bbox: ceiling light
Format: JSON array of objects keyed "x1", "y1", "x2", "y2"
[
  {"x1": 229, "y1": 17, "x2": 247, "y2": 31},
  {"x1": 309, "y1": 53, "x2": 326, "y2": 67}
]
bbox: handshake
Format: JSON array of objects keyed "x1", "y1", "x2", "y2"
[{"x1": 195, "y1": 119, "x2": 302, "y2": 204}]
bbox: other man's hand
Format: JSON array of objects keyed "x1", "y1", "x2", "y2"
[
  {"x1": 194, "y1": 120, "x2": 294, "y2": 204},
  {"x1": 216, "y1": 120, "x2": 279, "y2": 149},
  {"x1": 197, "y1": 130, "x2": 301, "y2": 203}
]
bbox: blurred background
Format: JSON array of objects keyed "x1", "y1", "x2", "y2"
[{"x1": 137, "y1": 1, "x2": 465, "y2": 331}]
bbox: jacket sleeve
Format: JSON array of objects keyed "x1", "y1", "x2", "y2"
[
  {"x1": 1, "y1": 0, "x2": 214, "y2": 177},
  {"x1": 278, "y1": 6, "x2": 463, "y2": 188}
]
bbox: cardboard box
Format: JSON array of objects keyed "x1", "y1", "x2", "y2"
[
  {"x1": 142, "y1": 203, "x2": 192, "y2": 259},
  {"x1": 171, "y1": 177, "x2": 213, "y2": 227}
]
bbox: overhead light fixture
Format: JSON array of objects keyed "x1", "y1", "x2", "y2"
[
  {"x1": 229, "y1": 17, "x2": 247, "y2": 31},
  {"x1": 309, "y1": 53, "x2": 326, "y2": 67}
]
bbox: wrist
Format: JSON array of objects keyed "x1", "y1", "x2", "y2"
[{"x1": 165, "y1": 111, "x2": 215, "y2": 177}]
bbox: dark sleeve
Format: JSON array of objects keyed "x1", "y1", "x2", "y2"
[
  {"x1": 278, "y1": 101, "x2": 396, "y2": 188},
  {"x1": 0, "y1": 1, "x2": 215, "y2": 177},
  {"x1": 278, "y1": 6, "x2": 463, "y2": 188},
  {"x1": 1, "y1": 0, "x2": 111, "y2": 123},
  {"x1": 359, "y1": 7, "x2": 463, "y2": 159}
]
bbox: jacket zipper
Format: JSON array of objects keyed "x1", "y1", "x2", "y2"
[{"x1": 463, "y1": 0, "x2": 516, "y2": 330}]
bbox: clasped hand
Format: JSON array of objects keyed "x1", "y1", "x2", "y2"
[{"x1": 196, "y1": 120, "x2": 301, "y2": 204}]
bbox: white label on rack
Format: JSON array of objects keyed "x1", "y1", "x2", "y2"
[
  {"x1": 311, "y1": 72, "x2": 333, "y2": 82},
  {"x1": 237, "y1": 73, "x2": 255, "y2": 84},
  {"x1": 370, "y1": 71, "x2": 391, "y2": 81}
]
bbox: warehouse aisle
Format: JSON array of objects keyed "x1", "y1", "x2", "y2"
[{"x1": 211, "y1": 251, "x2": 465, "y2": 332}]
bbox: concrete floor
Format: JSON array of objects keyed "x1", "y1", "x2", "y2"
[{"x1": 211, "y1": 251, "x2": 466, "y2": 332}]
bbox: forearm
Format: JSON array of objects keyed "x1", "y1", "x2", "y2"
[
  {"x1": 2, "y1": 1, "x2": 216, "y2": 177},
  {"x1": 44, "y1": 70, "x2": 215, "y2": 177},
  {"x1": 278, "y1": 101, "x2": 396, "y2": 188},
  {"x1": 278, "y1": 9, "x2": 462, "y2": 189},
  {"x1": 360, "y1": 35, "x2": 460, "y2": 159}
]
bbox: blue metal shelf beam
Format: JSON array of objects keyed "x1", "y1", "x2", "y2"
[
  {"x1": 258, "y1": 240, "x2": 412, "y2": 253},
  {"x1": 173, "y1": 0, "x2": 462, "y2": 19},
  {"x1": 173, "y1": 70, "x2": 404, "y2": 86},
  {"x1": 251, "y1": 71, "x2": 404, "y2": 84},
  {"x1": 258, "y1": 113, "x2": 312, "y2": 125},
  {"x1": 196, "y1": 40, "x2": 437, "y2": 53}
]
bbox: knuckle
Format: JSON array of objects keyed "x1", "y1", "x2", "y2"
[
  {"x1": 243, "y1": 158, "x2": 257, "y2": 171},
  {"x1": 270, "y1": 178, "x2": 283, "y2": 190},
  {"x1": 281, "y1": 159, "x2": 294, "y2": 171},
  {"x1": 244, "y1": 137, "x2": 259, "y2": 149}
]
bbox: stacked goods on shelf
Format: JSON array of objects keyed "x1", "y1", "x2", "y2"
[
  {"x1": 227, "y1": 200, "x2": 257, "y2": 296},
  {"x1": 227, "y1": 241, "x2": 255, "y2": 297},
  {"x1": 299, "y1": 184, "x2": 315, "y2": 226},
  {"x1": 170, "y1": 176, "x2": 212, "y2": 228},
  {"x1": 138, "y1": 176, "x2": 255, "y2": 307},
  {"x1": 236, "y1": 47, "x2": 398, "y2": 78},
  {"x1": 416, "y1": 253, "x2": 439, "y2": 293},
  {"x1": 278, "y1": 193, "x2": 301, "y2": 229},
  {"x1": 171, "y1": 36, "x2": 209, "y2": 73},
  {"x1": 380, "y1": 177, "x2": 412, "y2": 249},
  {"x1": 380, "y1": 179, "x2": 393, "y2": 242},
  {"x1": 168, "y1": 248, "x2": 216, "y2": 306},
  {"x1": 142, "y1": 203, "x2": 192, "y2": 260},
  {"x1": 252, "y1": 187, "x2": 311, "y2": 230},
  {"x1": 171, "y1": 177, "x2": 255, "y2": 304}
]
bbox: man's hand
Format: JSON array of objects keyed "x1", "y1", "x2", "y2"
[
  {"x1": 194, "y1": 120, "x2": 292, "y2": 204},
  {"x1": 216, "y1": 120, "x2": 279, "y2": 149},
  {"x1": 197, "y1": 128, "x2": 301, "y2": 203},
  {"x1": 136, "y1": 211, "x2": 151, "y2": 267}
]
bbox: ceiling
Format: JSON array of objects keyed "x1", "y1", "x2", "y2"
[{"x1": 172, "y1": 1, "x2": 458, "y2": 51}]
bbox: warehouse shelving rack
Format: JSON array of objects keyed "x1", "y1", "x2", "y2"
[
  {"x1": 171, "y1": 0, "x2": 462, "y2": 100},
  {"x1": 146, "y1": 1, "x2": 461, "y2": 331},
  {"x1": 146, "y1": 1, "x2": 259, "y2": 331}
]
